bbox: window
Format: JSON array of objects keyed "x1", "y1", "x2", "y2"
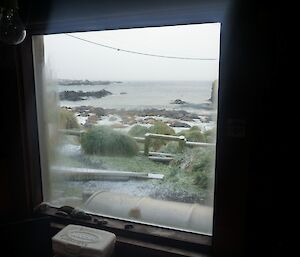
[{"x1": 33, "y1": 23, "x2": 221, "y2": 235}]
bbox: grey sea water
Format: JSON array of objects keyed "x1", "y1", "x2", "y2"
[{"x1": 59, "y1": 80, "x2": 214, "y2": 114}]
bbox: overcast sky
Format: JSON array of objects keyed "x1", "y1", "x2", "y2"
[{"x1": 43, "y1": 23, "x2": 221, "y2": 81}]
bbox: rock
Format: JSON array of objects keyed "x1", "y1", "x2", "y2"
[
  {"x1": 75, "y1": 107, "x2": 201, "y2": 123},
  {"x1": 169, "y1": 121, "x2": 191, "y2": 128},
  {"x1": 93, "y1": 107, "x2": 106, "y2": 117},
  {"x1": 208, "y1": 80, "x2": 218, "y2": 107},
  {"x1": 142, "y1": 117, "x2": 157, "y2": 124},
  {"x1": 59, "y1": 89, "x2": 112, "y2": 101},
  {"x1": 170, "y1": 99, "x2": 187, "y2": 104}
]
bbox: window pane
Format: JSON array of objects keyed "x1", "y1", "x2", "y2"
[{"x1": 33, "y1": 23, "x2": 220, "y2": 235}]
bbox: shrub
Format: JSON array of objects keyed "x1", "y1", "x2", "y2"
[
  {"x1": 177, "y1": 126, "x2": 205, "y2": 142},
  {"x1": 128, "y1": 125, "x2": 150, "y2": 137},
  {"x1": 81, "y1": 126, "x2": 139, "y2": 157},
  {"x1": 149, "y1": 121, "x2": 175, "y2": 135},
  {"x1": 148, "y1": 121, "x2": 175, "y2": 150},
  {"x1": 189, "y1": 126, "x2": 201, "y2": 131},
  {"x1": 203, "y1": 128, "x2": 216, "y2": 143},
  {"x1": 171, "y1": 147, "x2": 214, "y2": 190},
  {"x1": 160, "y1": 141, "x2": 180, "y2": 154},
  {"x1": 59, "y1": 109, "x2": 80, "y2": 129}
]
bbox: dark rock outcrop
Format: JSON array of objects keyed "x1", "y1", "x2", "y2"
[
  {"x1": 59, "y1": 89, "x2": 112, "y2": 101},
  {"x1": 169, "y1": 121, "x2": 191, "y2": 128},
  {"x1": 170, "y1": 99, "x2": 187, "y2": 104}
]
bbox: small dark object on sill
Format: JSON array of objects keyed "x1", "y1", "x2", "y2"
[
  {"x1": 58, "y1": 205, "x2": 74, "y2": 215},
  {"x1": 70, "y1": 208, "x2": 92, "y2": 221},
  {"x1": 55, "y1": 210, "x2": 69, "y2": 217},
  {"x1": 124, "y1": 224, "x2": 134, "y2": 230}
]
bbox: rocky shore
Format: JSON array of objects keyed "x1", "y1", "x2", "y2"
[
  {"x1": 59, "y1": 89, "x2": 112, "y2": 101},
  {"x1": 63, "y1": 105, "x2": 214, "y2": 129}
]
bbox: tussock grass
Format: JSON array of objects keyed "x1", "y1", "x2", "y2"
[{"x1": 81, "y1": 126, "x2": 139, "y2": 157}]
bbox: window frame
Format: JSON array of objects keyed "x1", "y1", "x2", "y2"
[
  {"x1": 27, "y1": 26, "x2": 216, "y2": 253},
  {"x1": 17, "y1": 2, "x2": 238, "y2": 256}
]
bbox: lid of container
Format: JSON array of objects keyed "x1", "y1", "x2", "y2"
[{"x1": 52, "y1": 225, "x2": 116, "y2": 257}]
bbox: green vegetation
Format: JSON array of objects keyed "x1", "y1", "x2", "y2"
[
  {"x1": 149, "y1": 121, "x2": 175, "y2": 135},
  {"x1": 77, "y1": 154, "x2": 172, "y2": 174},
  {"x1": 128, "y1": 125, "x2": 150, "y2": 137},
  {"x1": 81, "y1": 126, "x2": 139, "y2": 157},
  {"x1": 148, "y1": 121, "x2": 175, "y2": 150},
  {"x1": 52, "y1": 118, "x2": 216, "y2": 204},
  {"x1": 52, "y1": 143, "x2": 215, "y2": 204},
  {"x1": 177, "y1": 126, "x2": 216, "y2": 143},
  {"x1": 160, "y1": 141, "x2": 180, "y2": 154},
  {"x1": 171, "y1": 147, "x2": 215, "y2": 190},
  {"x1": 59, "y1": 108, "x2": 80, "y2": 129},
  {"x1": 79, "y1": 124, "x2": 214, "y2": 192},
  {"x1": 203, "y1": 128, "x2": 216, "y2": 143},
  {"x1": 177, "y1": 126, "x2": 205, "y2": 142}
]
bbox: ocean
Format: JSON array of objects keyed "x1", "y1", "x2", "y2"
[{"x1": 59, "y1": 80, "x2": 214, "y2": 114}]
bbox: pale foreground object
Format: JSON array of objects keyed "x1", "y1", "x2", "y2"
[{"x1": 52, "y1": 224, "x2": 116, "y2": 257}]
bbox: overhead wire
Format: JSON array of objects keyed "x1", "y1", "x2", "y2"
[{"x1": 65, "y1": 33, "x2": 217, "y2": 61}]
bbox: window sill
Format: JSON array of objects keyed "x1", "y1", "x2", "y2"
[
  {"x1": 116, "y1": 236, "x2": 211, "y2": 257},
  {"x1": 39, "y1": 206, "x2": 211, "y2": 257}
]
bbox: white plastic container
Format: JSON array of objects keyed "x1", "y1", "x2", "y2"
[{"x1": 52, "y1": 225, "x2": 116, "y2": 257}]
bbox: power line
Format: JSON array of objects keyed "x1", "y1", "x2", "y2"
[{"x1": 65, "y1": 33, "x2": 217, "y2": 61}]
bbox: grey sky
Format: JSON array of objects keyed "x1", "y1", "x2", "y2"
[{"x1": 44, "y1": 23, "x2": 221, "y2": 81}]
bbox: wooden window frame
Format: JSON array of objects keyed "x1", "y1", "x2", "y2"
[{"x1": 16, "y1": 2, "x2": 249, "y2": 256}]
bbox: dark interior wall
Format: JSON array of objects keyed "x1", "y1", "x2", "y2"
[
  {"x1": 214, "y1": 2, "x2": 288, "y2": 257},
  {"x1": 0, "y1": 0, "x2": 287, "y2": 256},
  {"x1": 0, "y1": 45, "x2": 31, "y2": 220},
  {"x1": 244, "y1": 4, "x2": 289, "y2": 256},
  {"x1": 214, "y1": 1, "x2": 274, "y2": 256}
]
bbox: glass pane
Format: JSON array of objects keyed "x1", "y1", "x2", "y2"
[{"x1": 33, "y1": 23, "x2": 220, "y2": 235}]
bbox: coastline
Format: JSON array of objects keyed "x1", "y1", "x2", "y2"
[
  {"x1": 58, "y1": 80, "x2": 217, "y2": 133},
  {"x1": 62, "y1": 105, "x2": 217, "y2": 133}
]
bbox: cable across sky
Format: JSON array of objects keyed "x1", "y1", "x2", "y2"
[{"x1": 65, "y1": 33, "x2": 218, "y2": 61}]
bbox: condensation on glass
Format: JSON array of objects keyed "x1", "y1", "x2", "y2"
[{"x1": 32, "y1": 23, "x2": 221, "y2": 235}]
